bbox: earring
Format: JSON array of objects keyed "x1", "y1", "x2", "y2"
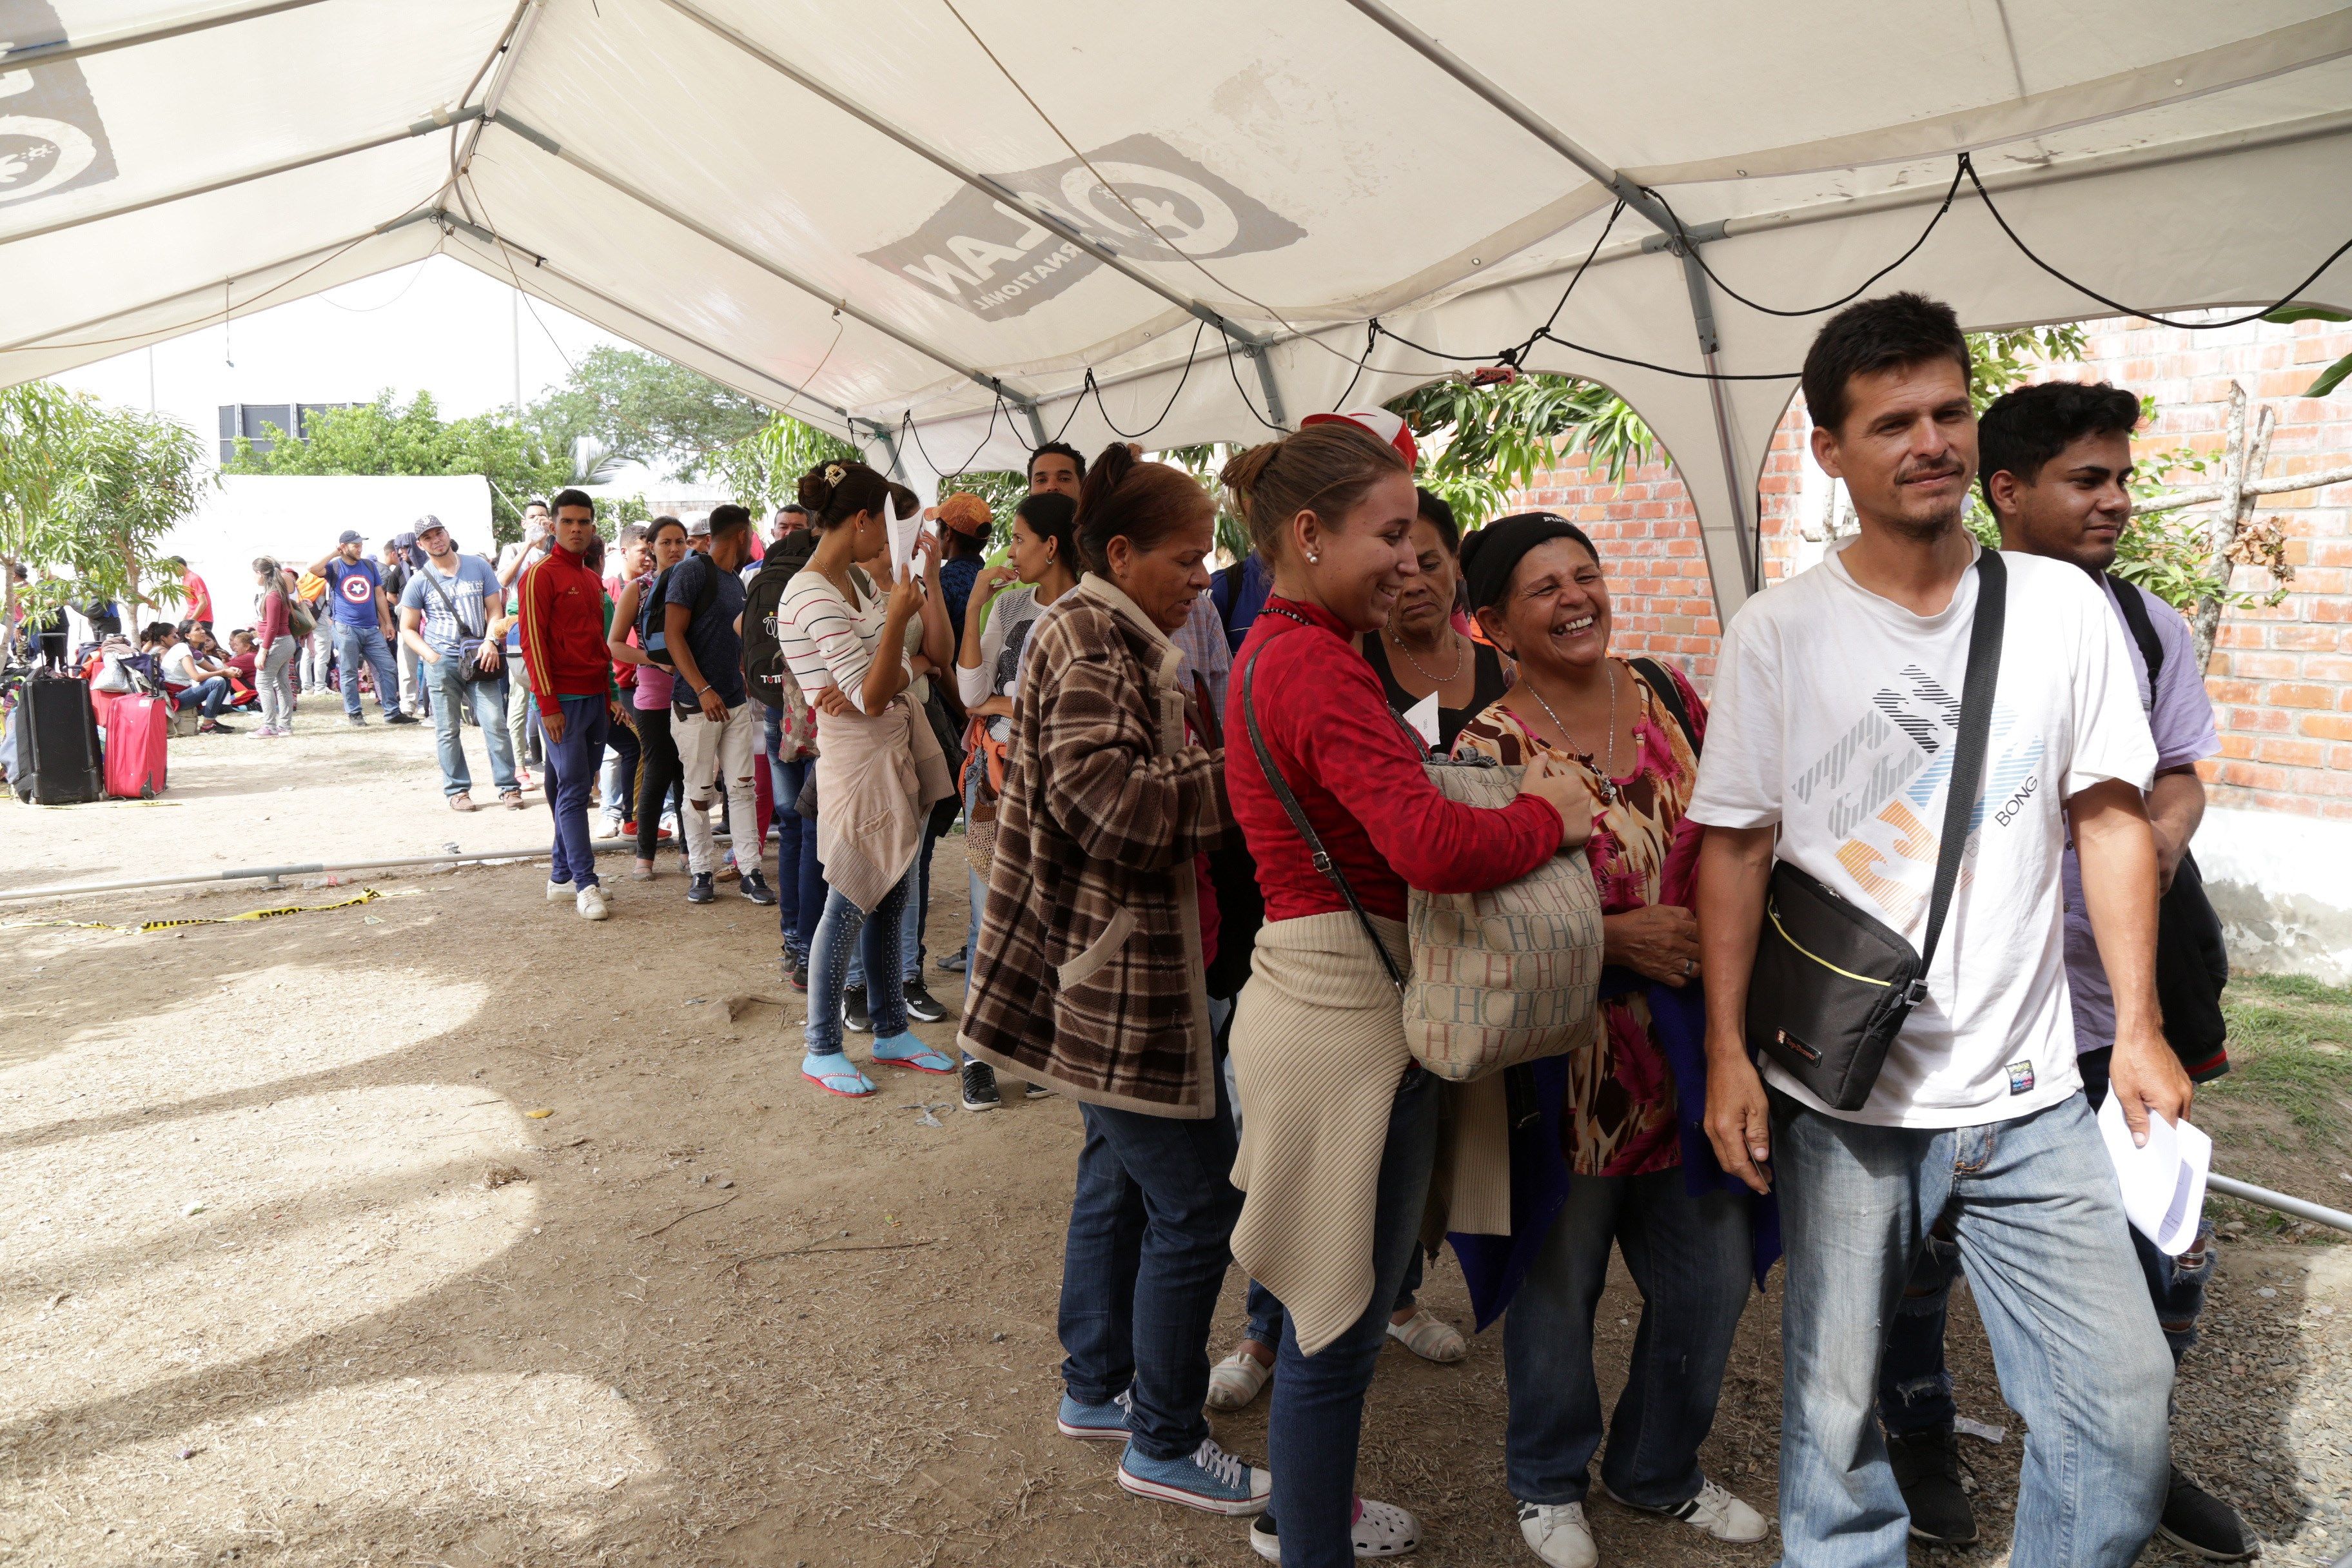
[{"x1": 1307, "y1": 551, "x2": 1320, "y2": 564}]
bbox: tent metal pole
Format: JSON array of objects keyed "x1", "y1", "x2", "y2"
[
  {"x1": 488, "y1": 111, "x2": 1044, "y2": 415},
  {"x1": 0, "y1": 0, "x2": 332, "y2": 72},
  {"x1": 0, "y1": 226, "x2": 389, "y2": 357},
  {"x1": 1242, "y1": 342, "x2": 1290, "y2": 428},
  {"x1": 651, "y1": 0, "x2": 1275, "y2": 357},
  {"x1": 0, "y1": 107, "x2": 486, "y2": 251},
  {"x1": 2208, "y1": 1173, "x2": 2352, "y2": 1237},
  {"x1": 858, "y1": 420, "x2": 910, "y2": 484}
]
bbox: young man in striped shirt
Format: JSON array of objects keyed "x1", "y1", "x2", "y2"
[{"x1": 518, "y1": 489, "x2": 614, "y2": 921}]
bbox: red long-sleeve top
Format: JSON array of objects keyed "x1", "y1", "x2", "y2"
[
  {"x1": 516, "y1": 544, "x2": 611, "y2": 720},
  {"x1": 257, "y1": 589, "x2": 289, "y2": 648},
  {"x1": 1228, "y1": 597, "x2": 1562, "y2": 923}
]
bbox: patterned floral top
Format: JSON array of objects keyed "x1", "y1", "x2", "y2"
[{"x1": 1452, "y1": 657, "x2": 1708, "y2": 1177}]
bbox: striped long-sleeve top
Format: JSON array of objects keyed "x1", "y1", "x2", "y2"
[
  {"x1": 778, "y1": 569, "x2": 896, "y2": 714},
  {"x1": 515, "y1": 544, "x2": 611, "y2": 720}
]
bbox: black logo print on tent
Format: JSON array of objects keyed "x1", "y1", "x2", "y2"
[
  {"x1": 863, "y1": 132, "x2": 1304, "y2": 322},
  {"x1": 0, "y1": 0, "x2": 121, "y2": 206}
]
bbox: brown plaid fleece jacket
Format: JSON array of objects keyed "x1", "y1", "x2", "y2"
[{"x1": 957, "y1": 574, "x2": 1233, "y2": 1119}]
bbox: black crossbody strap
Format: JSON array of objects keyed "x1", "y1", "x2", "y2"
[
  {"x1": 1240, "y1": 642, "x2": 1409, "y2": 996},
  {"x1": 1627, "y1": 656, "x2": 1698, "y2": 755},
  {"x1": 2104, "y1": 571, "x2": 2165, "y2": 700},
  {"x1": 1916, "y1": 551, "x2": 2006, "y2": 983},
  {"x1": 419, "y1": 564, "x2": 483, "y2": 640}
]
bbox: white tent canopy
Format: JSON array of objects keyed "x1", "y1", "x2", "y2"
[{"x1": 6, "y1": 0, "x2": 2351, "y2": 616}]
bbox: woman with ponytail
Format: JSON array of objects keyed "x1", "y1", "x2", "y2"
[
  {"x1": 774, "y1": 460, "x2": 957, "y2": 1097},
  {"x1": 1219, "y1": 418, "x2": 1589, "y2": 1567},
  {"x1": 960, "y1": 444, "x2": 1264, "y2": 1518}
]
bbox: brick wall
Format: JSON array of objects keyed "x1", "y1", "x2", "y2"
[{"x1": 1513, "y1": 453, "x2": 1723, "y2": 682}]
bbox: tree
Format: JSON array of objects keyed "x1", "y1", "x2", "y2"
[
  {"x1": 1386, "y1": 371, "x2": 1656, "y2": 530},
  {"x1": 1, "y1": 383, "x2": 209, "y2": 629},
  {"x1": 710, "y1": 413, "x2": 860, "y2": 514},
  {"x1": 224, "y1": 390, "x2": 570, "y2": 545},
  {"x1": 527, "y1": 347, "x2": 770, "y2": 482}
]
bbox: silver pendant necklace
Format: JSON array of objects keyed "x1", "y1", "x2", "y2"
[
  {"x1": 1385, "y1": 626, "x2": 1462, "y2": 685},
  {"x1": 1525, "y1": 665, "x2": 1620, "y2": 804}
]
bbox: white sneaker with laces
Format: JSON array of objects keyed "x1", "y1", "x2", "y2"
[
  {"x1": 545, "y1": 878, "x2": 574, "y2": 901},
  {"x1": 1520, "y1": 1502, "x2": 1597, "y2": 1568},
  {"x1": 1599, "y1": 1476, "x2": 1768, "y2": 1544},
  {"x1": 576, "y1": 884, "x2": 609, "y2": 921}
]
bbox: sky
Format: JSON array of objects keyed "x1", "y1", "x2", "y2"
[{"x1": 53, "y1": 256, "x2": 627, "y2": 463}]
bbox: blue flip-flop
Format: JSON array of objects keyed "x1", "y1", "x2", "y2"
[
  {"x1": 803, "y1": 1052, "x2": 877, "y2": 1097},
  {"x1": 870, "y1": 1032, "x2": 957, "y2": 1075}
]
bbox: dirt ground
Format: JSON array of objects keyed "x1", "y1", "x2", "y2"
[{"x1": 1, "y1": 717, "x2": 2347, "y2": 1567}]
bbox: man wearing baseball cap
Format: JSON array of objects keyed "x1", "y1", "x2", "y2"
[{"x1": 306, "y1": 529, "x2": 415, "y2": 727}]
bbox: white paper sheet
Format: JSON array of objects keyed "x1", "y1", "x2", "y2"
[
  {"x1": 2097, "y1": 1092, "x2": 2212, "y2": 1256},
  {"x1": 885, "y1": 494, "x2": 921, "y2": 583},
  {"x1": 1402, "y1": 691, "x2": 1440, "y2": 749}
]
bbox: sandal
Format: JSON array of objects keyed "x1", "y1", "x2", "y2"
[
  {"x1": 1386, "y1": 1308, "x2": 1467, "y2": 1364},
  {"x1": 1206, "y1": 1349, "x2": 1273, "y2": 1411},
  {"x1": 629, "y1": 859, "x2": 656, "y2": 881},
  {"x1": 870, "y1": 1033, "x2": 956, "y2": 1075},
  {"x1": 801, "y1": 1054, "x2": 876, "y2": 1098}
]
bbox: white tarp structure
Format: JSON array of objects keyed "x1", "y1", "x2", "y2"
[{"x1": 5, "y1": 0, "x2": 2350, "y2": 617}]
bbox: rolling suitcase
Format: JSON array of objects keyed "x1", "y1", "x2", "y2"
[
  {"x1": 104, "y1": 694, "x2": 169, "y2": 799},
  {"x1": 21, "y1": 673, "x2": 104, "y2": 805}
]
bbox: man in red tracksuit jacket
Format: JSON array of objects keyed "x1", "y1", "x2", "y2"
[{"x1": 518, "y1": 487, "x2": 614, "y2": 921}]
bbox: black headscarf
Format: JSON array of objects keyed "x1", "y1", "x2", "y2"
[{"x1": 1458, "y1": 511, "x2": 1598, "y2": 612}]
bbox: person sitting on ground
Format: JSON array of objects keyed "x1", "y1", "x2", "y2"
[
  {"x1": 1220, "y1": 418, "x2": 1589, "y2": 1565},
  {"x1": 156, "y1": 623, "x2": 240, "y2": 733},
  {"x1": 517, "y1": 489, "x2": 616, "y2": 922},
  {"x1": 958, "y1": 444, "x2": 1262, "y2": 1517},
  {"x1": 399, "y1": 517, "x2": 521, "y2": 813},
  {"x1": 664, "y1": 504, "x2": 775, "y2": 910},
  {"x1": 221, "y1": 629, "x2": 261, "y2": 707},
  {"x1": 1455, "y1": 512, "x2": 1766, "y2": 1567},
  {"x1": 776, "y1": 460, "x2": 957, "y2": 1097},
  {"x1": 609, "y1": 517, "x2": 690, "y2": 882}
]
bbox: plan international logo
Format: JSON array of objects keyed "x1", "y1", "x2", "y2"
[
  {"x1": 863, "y1": 133, "x2": 1304, "y2": 322},
  {"x1": 0, "y1": 0, "x2": 121, "y2": 207}
]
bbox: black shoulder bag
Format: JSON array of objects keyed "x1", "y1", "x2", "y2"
[
  {"x1": 2106, "y1": 574, "x2": 2231, "y2": 1081},
  {"x1": 1747, "y1": 551, "x2": 2006, "y2": 1111}
]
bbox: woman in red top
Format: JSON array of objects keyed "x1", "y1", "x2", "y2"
[
  {"x1": 1220, "y1": 419, "x2": 1586, "y2": 1567},
  {"x1": 251, "y1": 556, "x2": 297, "y2": 737}
]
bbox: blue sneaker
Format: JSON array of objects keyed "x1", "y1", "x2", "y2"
[
  {"x1": 1117, "y1": 1438, "x2": 1272, "y2": 1516},
  {"x1": 1055, "y1": 1388, "x2": 1132, "y2": 1442}
]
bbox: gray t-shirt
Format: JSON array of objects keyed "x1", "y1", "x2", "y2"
[{"x1": 399, "y1": 555, "x2": 500, "y2": 659}]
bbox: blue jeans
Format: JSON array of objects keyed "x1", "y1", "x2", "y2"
[
  {"x1": 534, "y1": 695, "x2": 609, "y2": 890},
  {"x1": 805, "y1": 877, "x2": 910, "y2": 1056},
  {"x1": 1061, "y1": 1065, "x2": 1245, "y2": 1462},
  {"x1": 1504, "y1": 1169, "x2": 1752, "y2": 1507},
  {"x1": 1263, "y1": 1068, "x2": 1440, "y2": 1568},
  {"x1": 333, "y1": 623, "x2": 400, "y2": 718},
  {"x1": 170, "y1": 675, "x2": 231, "y2": 720},
  {"x1": 429, "y1": 662, "x2": 515, "y2": 798},
  {"x1": 1242, "y1": 1241, "x2": 1424, "y2": 1351},
  {"x1": 849, "y1": 821, "x2": 936, "y2": 988},
  {"x1": 774, "y1": 754, "x2": 822, "y2": 961},
  {"x1": 1877, "y1": 1047, "x2": 2216, "y2": 1437},
  {"x1": 1772, "y1": 1089, "x2": 2173, "y2": 1568}
]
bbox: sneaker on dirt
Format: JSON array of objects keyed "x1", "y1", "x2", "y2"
[
  {"x1": 738, "y1": 868, "x2": 776, "y2": 906},
  {"x1": 2159, "y1": 1465, "x2": 2257, "y2": 1560},
  {"x1": 902, "y1": 979, "x2": 948, "y2": 1024},
  {"x1": 1885, "y1": 1427, "x2": 1975, "y2": 1545},
  {"x1": 961, "y1": 1060, "x2": 999, "y2": 1112},
  {"x1": 840, "y1": 985, "x2": 872, "y2": 1034},
  {"x1": 1116, "y1": 1438, "x2": 1271, "y2": 1516},
  {"x1": 685, "y1": 872, "x2": 716, "y2": 905}
]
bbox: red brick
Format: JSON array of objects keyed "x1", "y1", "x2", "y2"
[
  {"x1": 2254, "y1": 738, "x2": 2327, "y2": 767},
  {"x1": 2300, "y1": 713, "x2": 2352, "y2": 741},
  {"x1": 2264, "y1": 682, "x2": 2335, "y2": 709}
]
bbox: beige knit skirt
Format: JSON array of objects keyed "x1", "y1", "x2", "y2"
[{"x1": 1227, "y1": 912, "x2": 1510, "y2": 1357}]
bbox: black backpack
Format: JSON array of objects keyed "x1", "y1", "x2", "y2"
[
  {"x1": 740, "y1": 554, "x2": 803, "y2": 710},
  {"x1": 635, "y1": 556, "x2": 716, "y2": 668}
]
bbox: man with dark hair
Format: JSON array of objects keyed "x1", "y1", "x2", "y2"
[
  {"x1": 774, "y1": 504, "x2": 808, "y2": 541},
  {"x1": 667, "y1": 502, "x2": 774, "y2": 908},
  {"x1": 498, "y1": 498, "x2": 554, "y2": 784},
  {"x1": 1690, "y1": 294, "x2": 2186, "y2": 1567},
  {"x1": 518, "y1": 489, "x2": 614, "y2": 920},
  {"x1": 1870, "y1": 380, "x2": 2246, "y2": 1558},
  {"x1": 1028, "y1": 441, "x2": 1085, "y2": 499},
  {"x1": 306, "y1": 529, "x2": 416, "y2": 727},
  {"x1": 400, "y1": 516, "x2": 520, "y2": 812},
  {"x1": 167, "y1": 556, "x2": 213, "y2": 634}
]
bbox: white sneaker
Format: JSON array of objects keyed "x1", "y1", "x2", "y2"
[
  {"x1": 545, "y1": 878, "x2": 574, "y2": 901},
  {"x1": 1206, "y1": 1348, "x2": 1273, "y2": 1411},
  {"x1": 576, "y1": 884, "x2": 609, "y2": 921},
  {"x1": 1386, "y1": 1307, "x2": 1468, "y2": 1363},
  {"x1": 1599, "y1": 1477, "x2": 1768, "y2": 1544},
  {"x1": 1251, "y1": 1496, "x2": 1420, "y2": 1560},
  {"x1": 1520, "y1": 1502, "x2": 1597, "y2": 1568}
]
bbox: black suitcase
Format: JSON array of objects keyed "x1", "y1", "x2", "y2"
[{"x1": 21, "y1": 673, "x2": 104, "y2": 805}]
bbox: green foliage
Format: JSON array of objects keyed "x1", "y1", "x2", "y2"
[
  {"x1": 1386, "y1": 373, "x2": 1655, "y2": 531},
  {"x1": 0, "y1": 382, "x2": 210, "y2": 624},
  {"x1": 224, "y1": 390, "x2": 568, "y2": 545},
  {"x1": 526, "y1": 346, "x2": 770, "y2": 482},
  {"x1": 2263, "y1": 307, "x2": 2352, "y2": 398},
  {"x1": 2210, "y1": 971, "x2": 2352, "y2": 1141},
  {"x1": 1966, "y1": 324, "x2": 2088, "y2": 412},
  {"x1": 709, "y1": 414, "x2": 860, "y2": 513}
]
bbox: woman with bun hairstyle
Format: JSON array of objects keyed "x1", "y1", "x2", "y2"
[
  {"x1": 1220, "y1": 418, "x2": 1589, "y2": 1567},
  {"x1": 959, "y1": 444, "x2": 1263, "y2": 1518},
  {"x1": 774, "y1": 460, "x2": 957, "y2": 1097}
]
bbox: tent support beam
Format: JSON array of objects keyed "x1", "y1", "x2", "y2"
[
  {"x1": 652, "y1": 0, "x2": 1271, "y2": 355},
  {"x1": 857, "y1": 420, "x2": 910, "y2": 483},
  {"x1": 1342, "y1": 0, "x2": 1756, "y2": 589},
  {"x1": 487, "y1": 112, "x2": 1045, "y2": 424},
  {"x1": 0, "y1": 0, "x2": 333, "y2": 72},
  {"x1": 0, "y1": 106, "x2": 486, "y2": 251},
  {"x1": 1243, "y1": 342, "x2": 1290, "y2": 428}
]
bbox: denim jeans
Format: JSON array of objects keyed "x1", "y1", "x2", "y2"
[
  {"x1": 534, "y1": 695, "x2": 609, "y2": 890},
  {"x1": 849, "y1": 820, "x2": 936, "y2": 988},
  {"x1": 1263, "y1": 1068, "x2": 1440, "y2": 1568},
  {"x1": 1772, "y1": 1088, "x2": 2173, "y2": 1568},
  {"x1": 171, "y1": 675, "x2": 231, "y2": 719},
  {"x1": 1877, "y1": 1047, "x2": 2217, "y2": 1438},
  {"x1": 333, "y1": 622, "x2": 400, "y2": 718},
  {"x1": 774, "y1": 755, "x2": 822, "y2": 961},
  {"x1": 429, "y1": 662, "x2": 515, "y2": 798},
  {"x1": 1504, "y1": 1169, "x2": 1752, "y2": 1508},
  {"x1": 1242, "y1": 1240, "x2": 1424, "y2": 1350},
  {"x1": 1060, "y1": 1067, "x2": 1245, "y2": 1462},
  {"x1": 805, "y1": 877, "x2": 910, "y2": 1055}
]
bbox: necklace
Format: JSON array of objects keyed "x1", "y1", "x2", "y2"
[
  {"x1": 1524, "y1": 666, "x2": 1620, "y2": 804},
  {"x1": 1385, "y1": 625, "x2": 1462, "y2": 684}
]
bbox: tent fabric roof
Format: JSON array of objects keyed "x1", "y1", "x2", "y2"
[{"x1": 7, "y1": 0, "x2": 2351, "y2": 616}]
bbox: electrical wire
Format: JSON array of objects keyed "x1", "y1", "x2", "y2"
[
  {"x1": 1372, "y1": 318, "x2": 1797, "y2": 380},
  {"x1": 1643, "y1": 162, "x2": 1966, "y2": 318},
  {"x1": 897, "y1": 390, "x2": 1004, "y2": 480},
  {"x1": 1083, "y1": 318, "x2": 1209, "y2": 441},
  {"x1": 1218, "y1": 326, "x2": 1289, "y2": 430},
  {"x1": 318, "y1": 257, "x2": 433, "y2": 313},
  {"x1": 1519, "y1": 199, "x2": 1626, "y2": 353}
]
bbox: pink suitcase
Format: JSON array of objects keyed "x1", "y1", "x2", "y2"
[{"x1": 104, "y1": 694, "x2": 170, "y2": 799}]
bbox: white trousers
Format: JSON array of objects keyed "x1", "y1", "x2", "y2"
[{"x1": 673, "y1": 698, "x2": 760, "y2": 876}]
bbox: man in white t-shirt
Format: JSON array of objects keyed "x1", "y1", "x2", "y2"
[{"x1": 1688, "y1": 294, "x2": 2190, "y2": 1568}]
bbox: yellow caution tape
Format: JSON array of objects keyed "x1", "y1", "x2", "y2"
[{"x1": 3, "y1": 888, "x2": 382, "y2": 933}]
